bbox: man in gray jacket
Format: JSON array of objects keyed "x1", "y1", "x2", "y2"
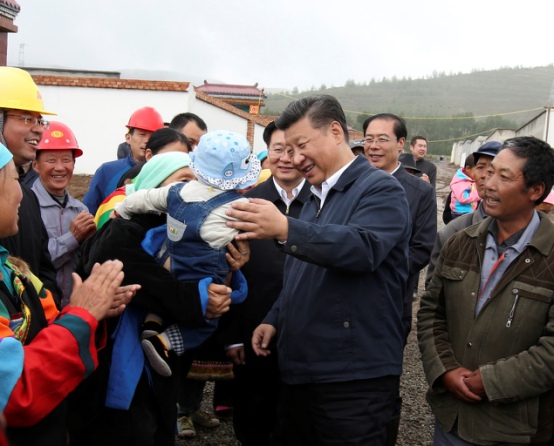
[{"x1": 418, "y1": 136, "x2": 554, "y2": 445}]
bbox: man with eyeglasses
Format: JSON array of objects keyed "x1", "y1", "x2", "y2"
[
  {"x1": 224, "y1": 121, "x2": 311, "y2": 446},
  {"x1": 3, "y1": 110, "x2": 50, "y2": 187},
  {"x1": 0, "y1": 66, "x2": 62, "y2": 304},
  {"x1": 363, "y1": 113, "x2": 436, "y2": 324},
  {"x1": 363, "y1": 113, "x2": 436, "y2": 441}
]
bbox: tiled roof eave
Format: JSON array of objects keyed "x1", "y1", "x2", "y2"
[{"x1": 32, "y1": 75, "x2": 190, "y2": 92}]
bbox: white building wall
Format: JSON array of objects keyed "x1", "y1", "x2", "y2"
[
  {"x1": 252, "y1": 123, "x2": 268, "y2": 155},
  {"x1": 38, "y1": 86, "x2": 262, "y2": 174},
  {"x1": 517, "y1": 115, "x2": 545, "y2": 140},
  {"x1": 487, "y1": 129, "x2": 515, "y2": 143}
]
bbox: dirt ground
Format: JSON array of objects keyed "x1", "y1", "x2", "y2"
[{"x1": 67, "y1": 174, "x2": 93, "y2": 202}]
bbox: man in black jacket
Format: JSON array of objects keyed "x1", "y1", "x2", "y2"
[
  {"x1": 0, "y1": 67, "x2": 62, "y2": 304},
  {"x1": 224, "y1": 121, "x2": 311, "y2": 446},
  {"x1": 363, "y1": 113, "x2": 436, "y2": 446},
  {"x1": 363, "y1": 113, "x2": 437, "y2": 339}
]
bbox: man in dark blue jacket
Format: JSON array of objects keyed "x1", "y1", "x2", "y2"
[
  {"x1": 83, "y1": 106, "x2": 164, "y2": 215},
  {"x1": 227, "y1": 95, "x2": 411, "y2": 445}
]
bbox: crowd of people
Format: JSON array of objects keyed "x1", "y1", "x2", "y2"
[{"x1": 1, "y1": 66, "x2": 554, "y2": 446}]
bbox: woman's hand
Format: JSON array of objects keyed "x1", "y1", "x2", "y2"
[
  {"x1": 226, "y1": 239, "x2": 250, "y2": 272},
  {"x1": 69, "y1": 260, "x2": 129, "y2": 321},
  {"x1": 205, "y1": 283, "x2": 232, "y2": 319},
  {"x1": 106, "y1": 283, "x2": 141, "y2": 318}
]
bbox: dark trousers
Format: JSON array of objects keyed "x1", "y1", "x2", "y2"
[
  {"x1": 280, "y1": 376, "x2": 400, "y2": 446},
  {"x1": 68, "y1": 351, "x2": 181, "y2": 446},
  {"x1": 232, "y1": 350, "x2": 282, "y2": 446}
]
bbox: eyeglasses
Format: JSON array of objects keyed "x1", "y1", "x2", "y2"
[
  {"x1": 268, "y1": 147, "x2": 293, "y2": 158},
  {"x1": 6, "y1": 114, "x2": 50, "y2": 129},
  {"x1": 363, "y1": 136, "x2": 397, "y2": 145}
]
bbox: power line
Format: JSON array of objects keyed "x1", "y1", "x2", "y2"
[
  {"x1": 270, "y1": 92, "x2": 543, "y2": 121},
  {"x1": 351, "y1": 107, "x2": 543, "y2": 120},
  {"x1": 428, "y1": 129, "x2": 498, "y2": 144}
]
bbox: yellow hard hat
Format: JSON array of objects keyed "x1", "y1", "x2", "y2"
[
  {"x1": 0, "y1": 67, "x2": 56, "y2": 115},
  {"x1": 256, "y1": 168, "x2": 272, "y2": 185}
]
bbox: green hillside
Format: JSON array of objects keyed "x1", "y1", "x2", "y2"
[{"x1": 262, "y1": 65, "x2": 554, "y2": 155}]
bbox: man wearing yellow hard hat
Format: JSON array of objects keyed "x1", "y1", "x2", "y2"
[{"x1": 0, "y1": 66, "x2": 61, "y2": 301}]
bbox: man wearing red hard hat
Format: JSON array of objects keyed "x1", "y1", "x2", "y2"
[
  {"x1": 32, "y1": 121, "x2": 96, "y2": 306},
  {"x1": 83, "y1": 106, "x2": 164, "y2": 215}
]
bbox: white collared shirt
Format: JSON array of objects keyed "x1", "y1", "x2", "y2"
[
  {"x1": 389, "y1": 162, "x2": 402, "y2": 176},
  {"x1": 273, "y1": 177, "x2": 306, "y2": 207},
  {"x1": 311, "y1": 158, "x2": 357, "y2": 209}
]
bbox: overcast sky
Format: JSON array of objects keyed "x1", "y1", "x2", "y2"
[{"x1": 7, "y1": 0, "x2": 554, "y2": 92}]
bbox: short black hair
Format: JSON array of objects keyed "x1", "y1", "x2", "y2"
[
  {"x1": 263, "y1": 121, "x2": 278, "y2": 147},
  {"x1": 275, "y1": 95, "x2": 349, "y2": 142},
  {"x1": 464, "y1": 154, "x2": 475, "y2": 168},
  {"x1": 362, "y1": 113, "x2": 407, "y2": 141},
  {"x1": 502, "y1": 136, "x2": 554, "y2": 205},
  {"x1": 147, "y1": 128, "x2": 191, "y2": 154},
  {"x1": 169, "y1": 113, "x2": 207, "y2": 132},
  {"x1": 410, "y1": 136, "x2": 427, "y2": 146}
]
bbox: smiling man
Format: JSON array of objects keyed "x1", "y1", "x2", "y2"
[
  {"x1": 426, "y1": 141, "x2": 502, "y2": 285},
  {"x1": 224, "y1": 121, "x2": 311, "y2": 446},
  {"x1": 226, "y1": 95, "x2": 411, "y2": 444},
  {"x1": 363, "y1": 113, "x2": 436, "y2": 340},
  {"x1": 418, "y1": 136, "x2": 554, "y2": 445},
  {"x1": 0, "y1": 67, "x2": 62, "y2": 303},
  {"x1": 410, "y1": 136, "x2": 437, "y2": 188},
  {"x1": 32, "y1": 121, "x2": 96, "y2": 306},
  {"x1": 82, "y1": 106, "x2": 164, "y2": 215}
]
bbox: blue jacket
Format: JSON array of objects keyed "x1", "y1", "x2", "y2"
[
  {"x1": 83, "y1": 154, "x2": 137, "y2": 215},
  {"x1": 264, "y1": 156, "x2": 411, "y2": 385}
]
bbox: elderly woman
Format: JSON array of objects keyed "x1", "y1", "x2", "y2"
[
  {"x1": 0, "y1": 142, "x2": 136, "y2": 446},
  {"x1": 94, "y1": 127, "x2": 193, "y2": 229},
  {"x1": 68, "y1": 151, "x2": 245, "y2": 446}
]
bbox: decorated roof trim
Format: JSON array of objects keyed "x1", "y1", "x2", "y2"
[{"x1": 32, "y1": 75, "x2": 190, "y2": 92}]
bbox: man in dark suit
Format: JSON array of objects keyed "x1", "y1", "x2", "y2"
[
  {"x1": 410, "y1": 135, "x2": 437, "y2": 188},
  {"x1": 363, "y1": 113, "x2": 436, "y2": 445},
  {"x1": 224, "y1": 121, "x2": 311, "y2": 446},
  {"x1": 363, "y1": 113, "x2": 437, "y2": 340}
]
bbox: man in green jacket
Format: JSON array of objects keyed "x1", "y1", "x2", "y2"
[{"x1": 418, "y1": 136, "x2": 554, "y2": 445}]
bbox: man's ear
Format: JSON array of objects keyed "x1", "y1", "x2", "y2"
[
  {"x1": 32, "y1": 159, "x2": 39, "y2": 172},
  {"x1": 329, "y1": 121, "x2": 344, "y2": 143},
  {"x1": 530, "y1": 183, "x2": 546, "y2": 203},
  {"x1": 125, "y1": 132, "x2": 132, "y2": 143},
  {"x1": 145, "y1": 148, "x2": 153, "y2": 161}
]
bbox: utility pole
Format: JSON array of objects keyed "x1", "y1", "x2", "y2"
[{"x1": 18, "y1": 42, "x2": 25, "y2": 67}]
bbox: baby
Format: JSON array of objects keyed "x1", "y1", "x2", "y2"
[{"x1": 115, "y1": 130, "x2": 261, "y2": 376}]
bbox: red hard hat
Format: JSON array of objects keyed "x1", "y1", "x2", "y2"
[
  {"x1": 126, "y1": 106, "x2": 164, "y2": 132},
  {"x1": 37, "y1": 121, "x2": 83, "y2": 157}
]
